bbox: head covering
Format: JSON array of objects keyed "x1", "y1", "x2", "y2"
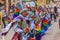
[
  {"x1": 28, "y1": 1, "x2": 35, "y2": 7},
  {"x1": 20, "y1": 8, "x2": 27, "y2": 13}
]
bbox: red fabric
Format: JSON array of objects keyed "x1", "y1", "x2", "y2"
[
  {"x1": 15, "y1": 8, "x2": 20, "y2": 12},
  {"x1": 8, "y1": 18, "x2": 12, "y2": 22},
  {"x1": 43, "y1": 19, "x2": 47, "y2": 23},
  {"x1": 28, "y1": 37, "x2": 35, "y2": 40},
  {"x1": 11, "y1": 32, "x2": 18, "y2": 40},
  {"x1": 26, "y1": 5, "x2": 30, "y2": 9}
]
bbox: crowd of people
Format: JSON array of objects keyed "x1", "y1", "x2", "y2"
[{"x1": 1, "y1": 1, "x2": 60, "y2": 40}]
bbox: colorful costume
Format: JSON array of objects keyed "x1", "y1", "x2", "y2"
[
  {"x1": 35, "y1": 23, "x2": 41, "y2": 40},
  {"x1": 13, "y1": 7, "x2": 20, "y2": 19},
  {"x1": 28, "y1": 29, "x2": 35, "y2": 40}
]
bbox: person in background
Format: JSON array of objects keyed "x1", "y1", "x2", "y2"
[
  {"x1": 59, "y1": 17, "x2": 60, "y2": 29},
  {"x1": 57, "y1": 7, "x2": 60, "y2": 29},
  {"x1": 54, "y1": 6, "x2": 57, "y2": 16},
  {"x1": 58, "y1": 13, "x2": 60, "y2": 29},
  {"x1": 51, "y1": 7, "x2": 56, "y2": 22},
  {"x1": 53, "y1": 6, "x2": 57, "y2": 21},
  {"x1": 57, "y1": 7, "x2": 60, "y2": 16},
  {"x1": 27, "y1": 1, "x2": 36, "y2": 16}
]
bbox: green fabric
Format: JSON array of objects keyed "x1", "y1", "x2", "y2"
[
  {"x1": 18, "y1": 21, "x2": 26, "y2": 29},
  {"x1": 22, "y1": 23, "x2": 26, "y2": 29},
  {"x1": 18, "y1": 21, "x2": 22, "y2": 28},
  {"x1": 36, "y1": 31, "x2": 40, "y2": 34},
  {"x1": 18, "y1": 22, "x2": 22, "y2": 26},
  {"x1": 22, "y1": 0, "x2": 26, "y2": 2},
  {"x1": 14, "y1": 12, "x2": 19, "y2": 16},
  {"x1": 44, "y1": 23, "x2": 48, "y2": 26}
]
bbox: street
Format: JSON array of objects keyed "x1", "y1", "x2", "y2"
[{"x1": 42, "y1": 17, "x2": 60, "y2": 40}]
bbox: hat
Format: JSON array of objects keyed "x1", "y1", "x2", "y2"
[
  {"x1": 28, "y1": 1, "x2": 35, "y2": 7},
  {"x1": 20, "y1": 8, "x2": 27, "y2": 13}
]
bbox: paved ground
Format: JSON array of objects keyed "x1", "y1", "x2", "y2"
[
  {"x1": 1, "y1": 28, "x2": 15, "y2": 40},
  {"x1": 42, "y1": 17, "x2": 60, "y2": 40}
]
